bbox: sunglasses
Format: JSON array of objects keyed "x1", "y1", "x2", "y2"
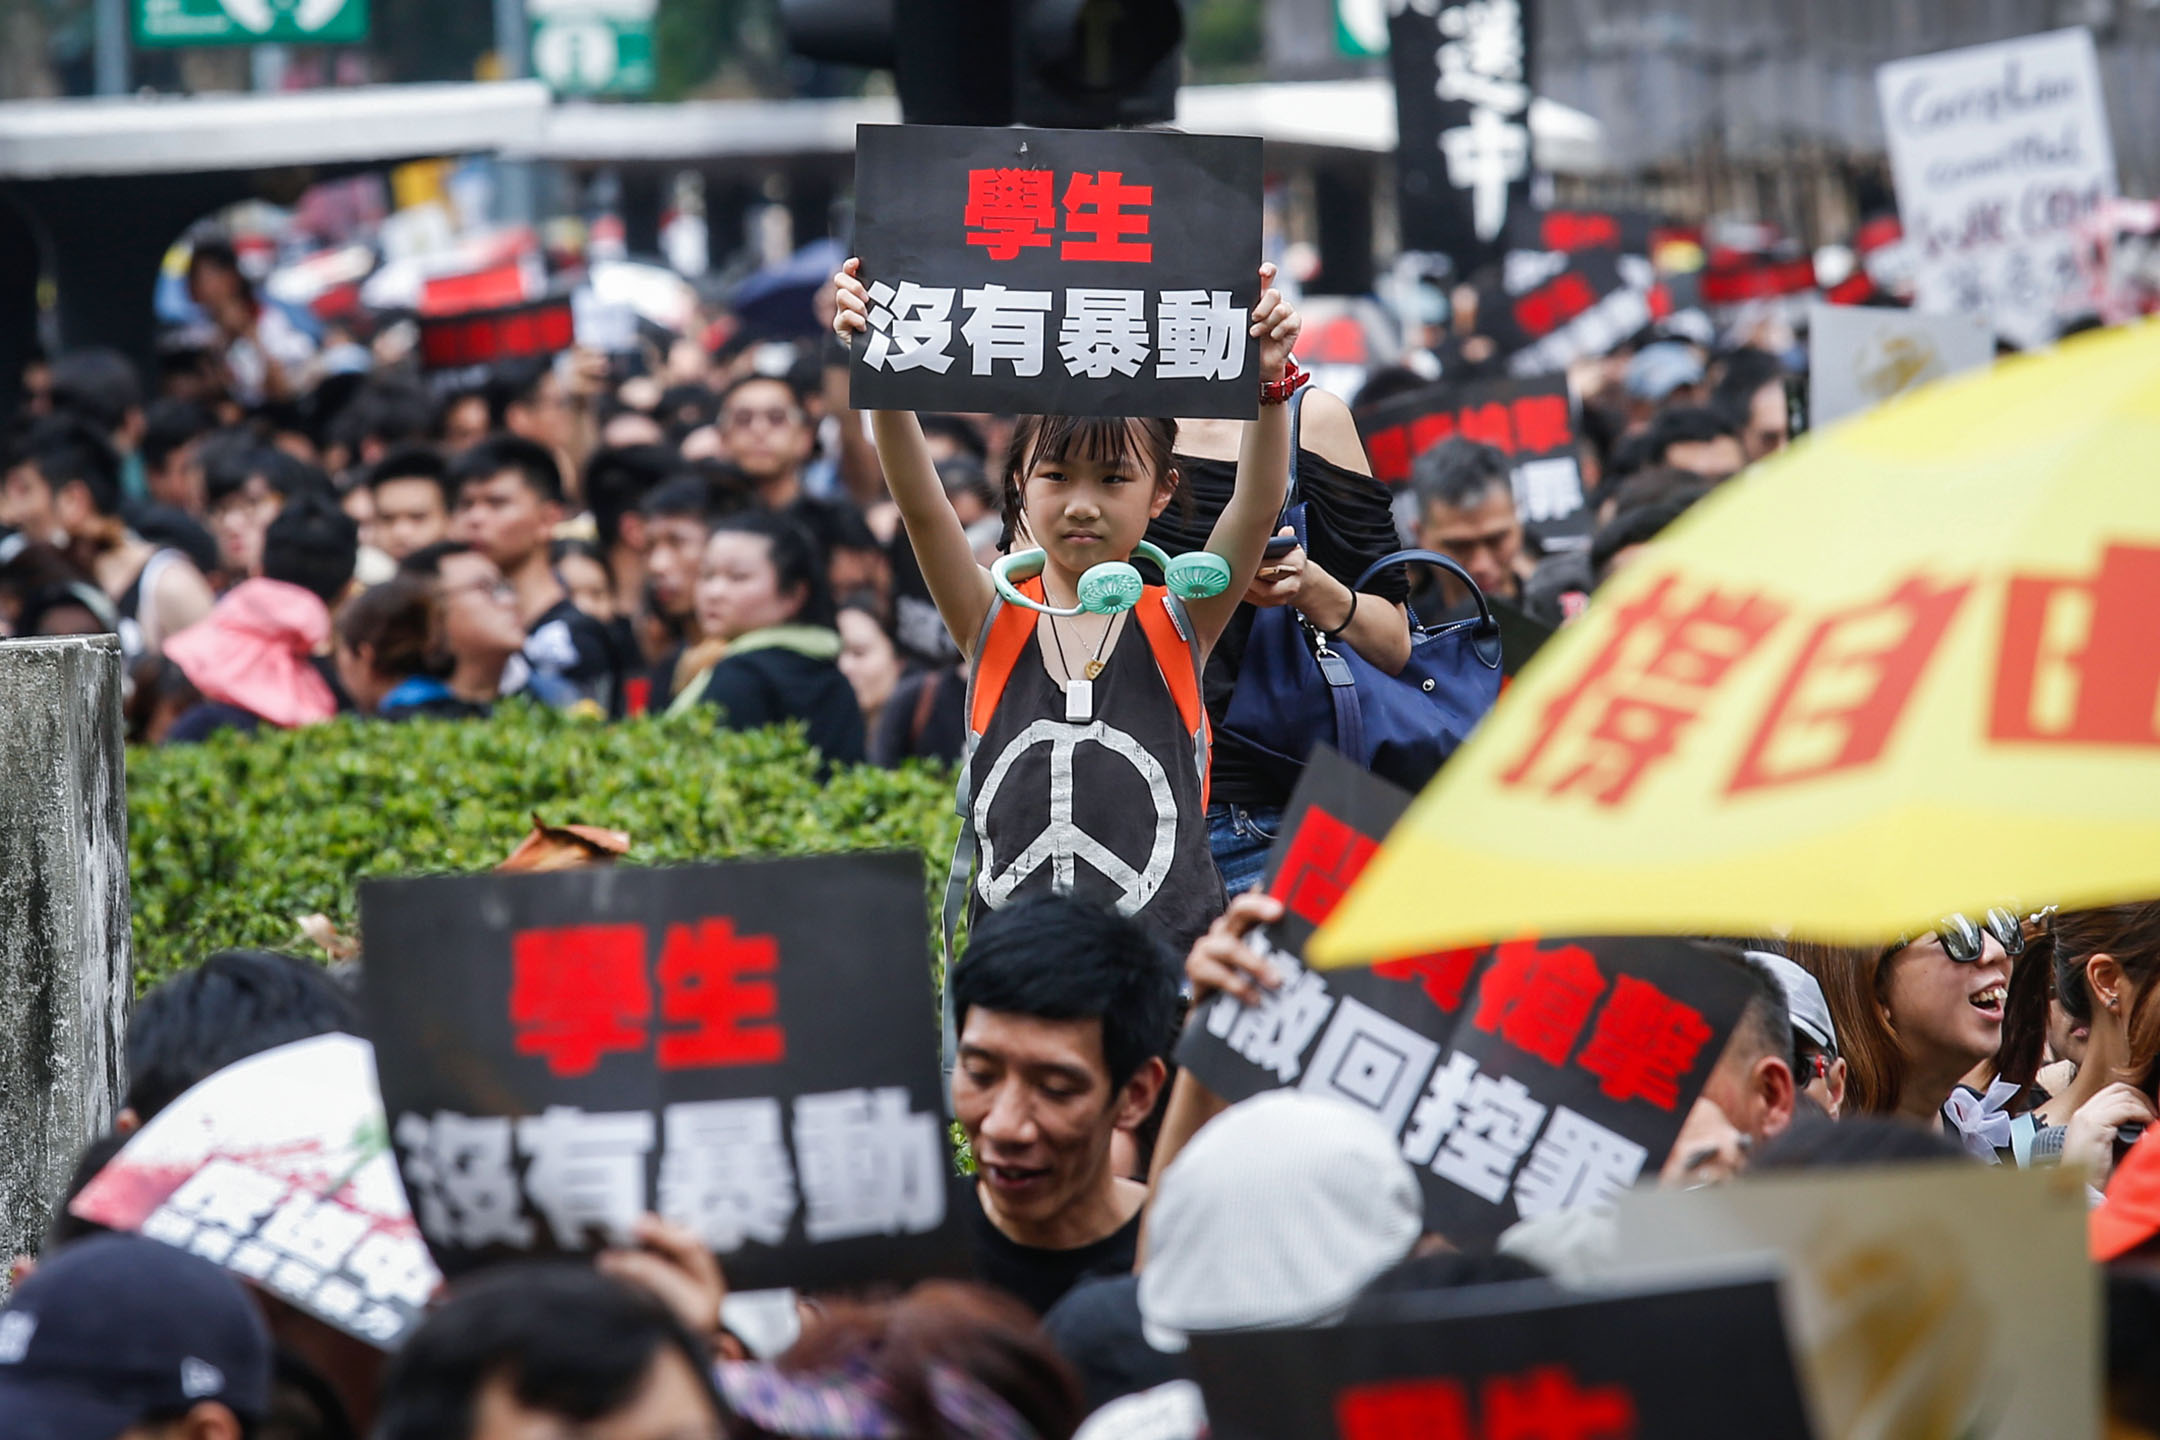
[{"x1": 1885, "y1": 908, "x2": 2028, "y2": 966}]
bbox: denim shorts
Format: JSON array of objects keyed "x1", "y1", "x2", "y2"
[{"x1": 1206, "y1": 802, "x2": 1285, "y2": 897}]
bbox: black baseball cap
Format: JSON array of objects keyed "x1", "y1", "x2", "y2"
[{"x1": 0, "y1": 1232, "x2": 271, "y2": 1440}]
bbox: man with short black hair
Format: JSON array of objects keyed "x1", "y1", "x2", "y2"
[
  {"x1": 1645, "y1": 405, "x2": 1747, "y2": 482},
  {"x1": 0, "y1": 415, "x2": 214, "y2": 658},
  {"x1": 0, "y1": 1234, "x2": 273, "y2": 1440},
  {"x1": 374, "y1": 1264, "x2": 724, "y2": 1440},
  {"x1": 1408, "y1": 438, "x2": 1554, "y2": 622},
  {"x1": 949, "y1": 893, "x2": 1178, "y2": 1315},
  {"x1": 717, "y1": 372, "x2": 871, "y2": 598},
  {"x1": 451, "y1": 434, "x2": 618, "y2": 712},
  {"x1": 141, "y1": 398, "x2": 213, "y2": 515},
  {"x1": 365, "y1": 447, "x2": 454, "y2": 562},
  {"x1": 261, "y1": 490, "x2": 359, "y2": 607},
  {"x1": 49, "y1": 348, "x2": 147, "y2": 496},
  {"x1": 124, "y1": 947, "x2": 360, "y2": 1129}
]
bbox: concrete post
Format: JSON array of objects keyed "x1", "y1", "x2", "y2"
[{"x1": 0, "y1": 636, "x2": 130, "y2": 1277}]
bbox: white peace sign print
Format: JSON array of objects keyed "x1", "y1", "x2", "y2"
[{"x1": 973, "y1": 718, "x2": 1177, "y2": 916}]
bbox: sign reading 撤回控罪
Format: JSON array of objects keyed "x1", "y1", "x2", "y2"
[{"x1": 847, "y1": 124, "x2": 1264, "y2": 420}]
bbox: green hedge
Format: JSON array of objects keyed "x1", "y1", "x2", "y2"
[{"x1": 127, "y1": 704, "x2": 960, "y2": 992}]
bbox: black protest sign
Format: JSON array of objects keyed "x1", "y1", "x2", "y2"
[
  {"x1": 1407, "y1": 934, "x2": 1754, "y2": 1247},
  {"x1": 1176, "y1": 748, "x2": 1484, "y2": 1120},
  {"x1": 1177, "y1": 751, "x2": 1755, "y2": 1248},
  {"x1": 1391, "y1": 0, "x2": 1537, "y2": 273},
  {"x1": 1469, "y1": 247, "x2": 1671, "y2": 378},
  {"x1": 1188, "y1": 1274, "x2": 1813, "y2": 1440},
  {"x1": 358, "y1": 853, "x2": 968, "y2": 1293},
  {"x1": 1354, "y1": 373, "x2": 1587, "y2": 547},
  {"x1": 417, "y1": 297, "x2": 575, "y2": 371},
  {"x1": 1489, "y1": 596, "x2": 1557, "y2": 680},
  {"x1": 848, "y1": 123, "x2": 1263, "y2": 419},
  {"x1": 1506, "y1": 206, "x2": 1657, "y2": 261}
]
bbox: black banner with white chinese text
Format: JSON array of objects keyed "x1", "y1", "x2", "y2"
[
  {"x1": 1353, "y1": 373, "x2": 1588, "y2": 550},
  {"x1": 1189, "y1": 1274, "x2": 1813, "y2": 1440},
  {"x1": 358, "y1": 853, "x2": 967, "y2": 1293},
  {"x1": 848, "y1": 123, "x2": 1264, "y2": 419},
  {"x1": 1392, "y1": 0, "x2": 1538, "y2": 275},
  {"x1": 1175, "y1": 751, "x2": 1756, "y2": 1248}
]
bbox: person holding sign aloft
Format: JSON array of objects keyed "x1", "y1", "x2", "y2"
[{"x1": 833, "y1": 256, "x2": 1300, "y2": 970}]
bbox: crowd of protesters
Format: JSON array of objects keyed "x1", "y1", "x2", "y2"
[{"x1": 13, "y1": 233, "x2": 2160, "y2": 1440}]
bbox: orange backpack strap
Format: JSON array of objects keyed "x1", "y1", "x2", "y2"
[
  {"x1": 1135, "y1": 586, "x2": 1212, "y2": 809},
  {"x1": 967, "y1": 577, "x2": 1041, "y2": 737}
]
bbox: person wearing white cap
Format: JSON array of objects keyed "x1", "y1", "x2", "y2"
[
  {"x1": 1750, "y1": 949, "x2": 1847, "y2": 1119},
  {"x1": 1055, "y1": 1092, "x2": 1423, "y2": 1440}
]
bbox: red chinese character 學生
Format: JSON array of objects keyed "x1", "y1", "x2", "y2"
[
  {"x1": 1337, "y1": 1378, "x2": 1474, "y2": 1440},
  {"x1": 1510, "y1": 393, "x2": 1572, "y2": 455},
  {"x1": 1269, "y1": 807, "x2": 1379, "y2": 926},
  {"x1": 655, "y1": 918, "x2": 785, "y2": 1070},
  {"x1": 1481, "y1": 1365, "x2": 1637, "y2": 1440},
  {"x1": 1728, "y1": 572, "x2": 1973, "y2": 794},
  {"x1": 1576, "y1": 974, "x2": 1711, "y2": 1110},
  {"x1": 1499, "y1": 572, "x2": 1789, "y2": 808},
  {"x1": 1990, "y1": 542, "x2": 2160, "y2": 749},
  {"x1": 964, "y1": 168, "x2": 1055, "y2": 260},
  {"x1": 1374, "y1": 947, "x2": 1484, "y2": 1015},
  {"x1": 510, "y1": 924, "x2": 651, "y2": 1077},
  {"x1": 1472, "y1": 940, "x2": 1606, "y2": 1066},
  {"x1": 1060, "y1": 171, "x2": 1152, "y2": 262}
]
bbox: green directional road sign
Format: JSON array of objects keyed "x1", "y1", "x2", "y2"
[
  {"x1": 135, "y1": 0, "x2": 367, "y2": 46},
  {"x1": 1336, "y1": 0, "x2": 1386, "y2": 57},
  {"x1": 530, "y1": 0, "x2": 655, "y2": 95}
]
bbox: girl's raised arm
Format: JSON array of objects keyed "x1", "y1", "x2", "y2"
[
  {"x1": 1184, "y1": 264, "x2": 1301, "y2": 651},
  {"x1": 833, "y1": 259, "x2": 996, "y2": 655}
]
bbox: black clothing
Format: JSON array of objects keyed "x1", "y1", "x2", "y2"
[
  {"x1": 522, "y1": 597, "x2": 621, "y2": 713},
  {"x1": 886, "y1": 528, "x2": 963, "y2": 669},
  {"x1": 964, "y1": 611, "x2": 1224, "y2": 962},
  {"x1": 963, "y1": 1185, "x2": 1143, "y2": 1317},
  {"x1": 1144, "y1": 447, "x2": 1407, "y2": 809},
  {"x1": 699, "y1": 645, "x2": 867, "y2": 766},
  {"x1": 1042, "y1": 1275, "x2": 1181, "y2": 1413},
  {"x1": 872, "y1": 664, "x2": 966, "y2": 767},
  {"x1": 165, "y1": 700, "x2": 262, "y2": 743}
]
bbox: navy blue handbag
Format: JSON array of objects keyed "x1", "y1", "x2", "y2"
[{"x1": 1219, "y1": 399, "x2": 1504, "y2": 793}]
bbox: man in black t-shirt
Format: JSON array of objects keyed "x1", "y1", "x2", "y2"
[
  {"x1": 450, "y1": 434, "x2": 619, "y2": 713},
  {"x1": 949, "y1": 893, "x2": 1178, "y2": 1316}
]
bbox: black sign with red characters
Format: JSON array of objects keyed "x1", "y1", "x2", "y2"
[
  {"x1": 417, "y1": 297, "x2": 575, "y2": 372},
  {"x1": 847, "y1": 123, "x2": 1264, "y2": 419},
  {"x1": 1506, "y1": 207, "x2": 1657, "y2": 261},
  {"x1": 1390, "y1": 1, "x2": 1539, "y2": 275},
  {"x1": 1352, "y1": 373, "x2": 1590, "y2": 551},
  {"x1": 1174, "y1": 749, "x2": 1755, "y2": 1248},
  {"x1": 1188, "y1": 1273, "x2": 1813, "y2": 1440},
  {"x1": 357, "y1": 853, "x2": 968, "y2": 1294}
]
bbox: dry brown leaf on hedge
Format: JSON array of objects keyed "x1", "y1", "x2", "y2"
[
  {"x1": 296, "y1": 913, "x2": 360, "y2": 962},
  {"x1": 496, "y1": 812, "x2": 633, "y2": 873}
]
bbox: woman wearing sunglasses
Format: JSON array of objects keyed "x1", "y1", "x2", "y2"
[
  {"x1": 1998, "y1": 902, "x2": 2160, "y2": 1183},
  {"x1": 1789, "y1": 910, "x2": 2022, "y2": 1146}
]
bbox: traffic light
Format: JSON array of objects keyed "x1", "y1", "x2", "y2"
[
  {"x1": 780, "y1": 0, "x2": 1181, "y2": 130},
  {"x1": 1013, "y1": 0, "x2": 1182, "y2": 129}
]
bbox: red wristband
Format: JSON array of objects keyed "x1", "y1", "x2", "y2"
[{"x1": 1259, "y1": 357, "x2": 1309, "y2": 406}]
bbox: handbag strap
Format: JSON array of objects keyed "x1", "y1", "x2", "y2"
[
  {"x1": 1276, "y1": 384, "x2": 1307, "y2": 523},
  {"x1": 1353, "y1": 550, "x2": 1504, "y2": 667}
]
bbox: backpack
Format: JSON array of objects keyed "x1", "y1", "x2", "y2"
[{"x1": 937, "y1": 572, "x2": 1209, "y2": 1076}]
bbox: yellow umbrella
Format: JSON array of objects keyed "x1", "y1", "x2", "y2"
[{"x1": 1312, "y1": 318, "x2": 2160, "y2": 966}]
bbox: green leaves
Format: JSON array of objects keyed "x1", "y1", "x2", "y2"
[{"x1": 127, "y1": 704, "x2": 959, "y2": 992}]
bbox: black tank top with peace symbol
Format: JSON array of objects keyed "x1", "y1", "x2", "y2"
[{"x1": 967, "y1": 614, "x2": 1225, "y2": 963}]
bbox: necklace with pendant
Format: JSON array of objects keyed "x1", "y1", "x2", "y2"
[{"x1": 1048, "y1": 613, "x2": 1116, "y2": 720}]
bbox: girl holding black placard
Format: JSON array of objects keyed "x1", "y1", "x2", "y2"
[{"x1": 831, "y1": 258, "x2": 1301, "y2": 964}]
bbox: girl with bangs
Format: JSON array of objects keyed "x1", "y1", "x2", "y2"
[{"x1": 832, "y1": 258, "x2": 1301, "y2": 959}]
